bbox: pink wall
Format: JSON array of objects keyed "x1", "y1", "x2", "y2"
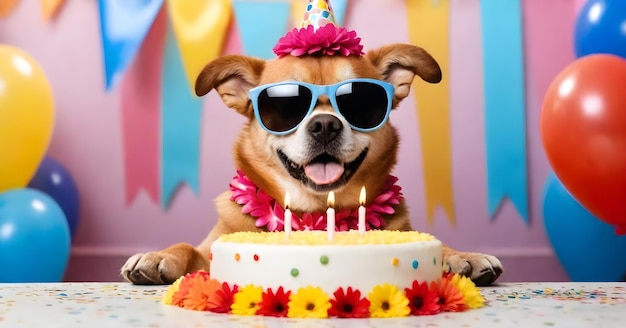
[{"x1": 0, "y1": 0, "x2": 584, "y2": 282}]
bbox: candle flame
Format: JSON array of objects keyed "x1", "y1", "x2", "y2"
[
  {"x1": 359, "y1": 186, "x2": 366, "y2": 205},
  {"x1": 327, "y1": 191, "x2": 335, "y2": 207},
  {"x1": 285, "y1": 191, "x2": 290, "y2": 210}
]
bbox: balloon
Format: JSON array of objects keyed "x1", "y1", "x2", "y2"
[
  {"x1": 0, "y1": 45, "x2": 55, "y2": 193},
  {"x1": 543, "y1": 173, "x2": 626, "y2": 282},
  {"x1": 28, "y1": 157, "x2": 80, "y2": 239},
  {"x1": 574, "y1": 0, "x2": 626, "y2": 58},
  {"x1": 0, "y1": 188, "x2": 71, "y2": 282},
  {"x1": 540, "y1": 54, "x2": 626, "y2": 235}
]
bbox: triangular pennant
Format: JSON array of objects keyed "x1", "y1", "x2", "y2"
[
  {"x1": 0, "y1": 0, "x2": 20, "y2": 18},
  {"x1": 166, "y1": 0, "x2": 231, "y2": 91},
  {"x1": 233, "y1": 0, "x2": 291, "y2": 59},
  {"x1": 98, "y1": 0, "x2": 164, "y2": 90},
  {"x1": 41, "y1": 0, "x2": 65, "y2": 22},
  {"x1": 331, "y1": 0, "x2": 348, "y2": 25}
]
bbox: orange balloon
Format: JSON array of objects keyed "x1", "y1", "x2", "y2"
[{"x1": 541, "y1": 54, "x2": 626, "y2": 235}]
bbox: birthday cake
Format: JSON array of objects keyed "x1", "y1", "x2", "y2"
[{"x1": 163, "y1": 230, "x2": 486, "y2": 318}]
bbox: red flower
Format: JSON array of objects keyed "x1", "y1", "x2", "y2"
[
  {"x1": 329, "y1": 287, "x2": 370, "y2": 318},
  {"x1": 208, "y1": 282, "x2": 238, "y2": 313},
  {"x1": 257, "y1": 287, "x2": 291, "y2": 317},
  {"x1": 433, "y1": 278, "x2": 467, "y2": 312},
  {"x1": 404, "y1": 280, "x2": 440, "y2": 315},
  {"x1": 273, "y1": 24, "x2": 364, "y2": 58}
]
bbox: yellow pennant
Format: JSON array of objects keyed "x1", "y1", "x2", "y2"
[
  {"x1": 406, "y1": 0, "x2": 455, "y2": 226},
  {"x1": 0, "y1": 0, "x2": 20, "y2": 18},
  {"x1": 290, "y1": 0, "x2": 307, "y2": 29},
  {"x1": 41, "y1": 0, "x2": 65, "y2": 21},
  {"x1": 166, "y1": 0, "x2": 232, "y2": 91}
]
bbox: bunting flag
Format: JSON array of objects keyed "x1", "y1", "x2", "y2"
[
  {"x1": 290, "y1": 0, "x2": 307, "y2": 28},
  {"x1": 98, "y1": 0, "x2": 164, "y2": 90},
  {"x1": 0, "y1": 0, "x2": 19, "y2": 18},
  {"x1": 406, "y1": 0, "x2": 455, "y2": 226},
  {"x1": 480, "y1": 0, "x2": 528, "y2": 222},
  {"x1": 160, "y1": 17, "x2": 203, "y2": 208},
  {"x1": 523, "y1": 0, "x2": 576, "y2": 105},
  {"x1": 120, "y1": 7, "x2": 166, "y2": 206},
  {"x1": 41, "y1": 0, "x2": 65, "y2": 21},
  {"x1": 233, "y1": 0, "x2": 291, "y2": 59},
  {"x1": 166, "y1": 0, "x2": 231, "y2": 91}
]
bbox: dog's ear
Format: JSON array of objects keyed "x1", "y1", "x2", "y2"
[
  {"x1": 195, "y1": 55, "x2": 265, "y2": 117},
  {"x1": 365, "y1": 44, "x2": 441, "y2": 107}
]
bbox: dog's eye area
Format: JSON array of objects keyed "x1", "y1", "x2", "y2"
[{"x1": 258, "y1": 85, "x2": 312, "y2": 133}]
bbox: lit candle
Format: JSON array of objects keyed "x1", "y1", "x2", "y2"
[
  {"x1": 284, "y1": 192, "x2": 292, "y2": 236},
  {"x1": 327, "y1": 191, "x2": 335, "y2": 241},
  {"x1": 358, "y1": 186, "x2": 366, "y2": 234}
]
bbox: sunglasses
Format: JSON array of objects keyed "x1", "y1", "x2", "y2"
[{"x1": 249, "y1": 78, "x2": 394, "y2": 135}]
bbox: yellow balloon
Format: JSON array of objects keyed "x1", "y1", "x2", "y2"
[{"x1": 0, "y1": 45, "x2": 55, "y2": 193}]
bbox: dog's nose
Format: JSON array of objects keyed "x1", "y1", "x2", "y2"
[{"x1": 307, "y1": 114, "x2": 343, "y2": 144}]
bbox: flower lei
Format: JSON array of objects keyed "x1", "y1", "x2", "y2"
[
  {"x1": 163, "y1": 271, "x2": 486, "y2": 318},
  {"x1": 273, "y1": 24, "x2": 365, "y2": 58},
  {"x1": 229, "y1": 170, "x2": 404, "y2": 232}
]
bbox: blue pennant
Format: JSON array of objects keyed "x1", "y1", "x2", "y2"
[
  {"x1": 160, "y1": 18, "x2": 202, "y2": 208},
  {"x1": 98, "y1": 0, "x2": 164, "y2": 90},
  {"x1": 480, "y1": 0, "x2": 528, "y2": 222},
  {"x1": 332, "y1": 0, "x2": 349, "y2": 25},
  {"x1": 233, "y1": 0, "x2": 291, "y2": 59}
]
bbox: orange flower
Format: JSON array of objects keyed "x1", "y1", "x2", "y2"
[
  {"x1": 171, "y1": 270, "x2": 221, "y2": 311},
  {"x1": 432, "y1": 277, "x2": 467, "y2": 312}
]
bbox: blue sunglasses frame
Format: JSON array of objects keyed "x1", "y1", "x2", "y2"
[{"x1": 249, "y1": 78, "x2": 395, "y2": 136}]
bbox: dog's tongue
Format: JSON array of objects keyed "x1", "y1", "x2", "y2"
[{"x1": 304, "y1": 162, "x2": 344, "y2": 185}]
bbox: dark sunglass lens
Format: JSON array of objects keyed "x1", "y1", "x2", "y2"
[
  {"x1": 258, "y1": 85, "x2": 312, "y2": 132},
  {"x1": 335, "y1": 82, "x2": 388, "y2": 129}
]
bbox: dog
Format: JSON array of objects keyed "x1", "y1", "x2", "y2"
[{"x1": 121, "y1": 43, "x2": 503, "y2": 287}]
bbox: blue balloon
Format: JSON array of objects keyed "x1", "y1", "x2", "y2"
[
  {"x1": 28, "y1": 156, "x2": 80, "y2": 239},
  {"x1": 0, "y1": 188, "x2": 71, "y2": 282},
  {"x1": 543, "y1": 172, "x2": 626, "y2": 281},
  {"x1": 574, "y1": 0, "x2": 626, "y2": 58}
]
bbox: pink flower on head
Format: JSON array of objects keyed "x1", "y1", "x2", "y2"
[{"x1": 273, "y1": 24, "x2": 364, "y2": 58}]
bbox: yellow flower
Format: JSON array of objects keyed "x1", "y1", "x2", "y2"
[
  {"x1": 231, "y1": 285, "x2": 263, "y2": 315},
  {"x1": 368, "y1": 284, "x2": 410, "y2": 318},
  {"x1": 162, "y1": 275, "x2": 184, "y2": 305},
  {"x1": 449, "y1": 274, "x2": 486, "y2": 309},
  {"x1": 287, "y1": 286, "x2": 331, "y2": 318}
]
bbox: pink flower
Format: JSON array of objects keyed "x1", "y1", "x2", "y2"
[
  {"x1": 273, "y1": 24, "x2": 364, "y2": 58},
  {"x1": 299, "y1": 212, "x2": 327, "y2": 231},
  {"x1": 229, "y1": 171, "x2": 403, "y2": 233}
]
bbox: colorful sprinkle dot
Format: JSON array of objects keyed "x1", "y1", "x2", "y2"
[
  {"x1": 234, "y1": 253, "x2": 240, "y2": 261},
  {"x1": 253, "y1": 254, "x2": 259, "y2": 261},
  {"x1": 320, "y1": 255, "x2": 329, "y2": 265},
  {"x1": 290, "y1": 268, "x2": 299, "y2": 277},
  {"x1": 209, "y1": 252, "x2": 213, "y2": 261},
  {"x1": 433, "y1": 257, "x2": 436, "y2": 265},
  {"x1": 412, "y1": 260, "x2": 419, "y2": 269},
  {"x1": 392, "y1": 258, "x2": 399, "y2": 266}
]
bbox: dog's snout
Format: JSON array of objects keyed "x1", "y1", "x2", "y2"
[{"x1": 307, "y1": 114, "x2": 343, "y2": 144}]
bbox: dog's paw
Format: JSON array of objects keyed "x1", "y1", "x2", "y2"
[
  {"x1": 444, "y1": 252, "x2": 503, "y2": 286},
  {"x1": 120, "y1": 252, "x2": 186, "y2": 285}
]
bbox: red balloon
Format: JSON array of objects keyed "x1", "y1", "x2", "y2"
[{"x1": 541, "y1": 54, "x2": 626, "y2": 235}]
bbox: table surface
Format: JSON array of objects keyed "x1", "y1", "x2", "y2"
[{"x1": 0, "y1": 282, "x2": 624, "y2": 327}]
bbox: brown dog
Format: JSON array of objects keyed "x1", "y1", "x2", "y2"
[{"x1": 121, "y1": 43, "x2": 503, "y2": 286}]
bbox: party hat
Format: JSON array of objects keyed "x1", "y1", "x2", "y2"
[
  {"x1": 300, "y1": 0, "x2": 338, "y2": 30},
  {"x1": 273, "y1": 0, "x2": 363, "y2": 58}
]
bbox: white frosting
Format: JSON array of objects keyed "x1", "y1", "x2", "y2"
[{"x1": 210, "y1": 232, "x2": 443, "y2": 295}]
